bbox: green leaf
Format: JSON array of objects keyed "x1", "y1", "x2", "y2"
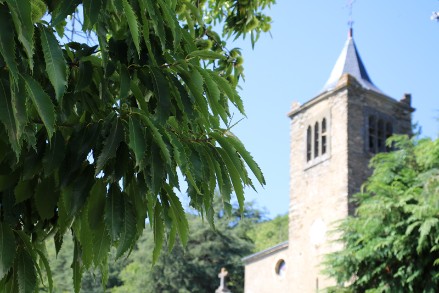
[
  {"x1": 51, "y1": 0, "x2": 81, "y2": 27},
  {"x1": 134, "y1": 109, "x2": 171, "y2": 165},
  {"x1": 75, "y1": 60, "x2": 93, "y2": 92},
  {"x1": 83, "y1": 0, "x2": 102, "y2": 30},
  {"x1": 0, "y1": 5, "x2": 19, "y2": 80},
  {"x1": 209, "y1": 71, "x2": 245, "y2": 114},
  {"x1": 71, "y1": 238, "x2": 83, "y2": 293},
  {"x1": 95, "y1": 118, "x2": 124, "y2": 175},
  {"x1": 104, "y1": 184, "x2": 124, "y2": 241},
  {"x1": 88, "y1": 179, "x2": 106, "y2": 230},
  {"x1": 0, "y1": 223, "x2": 15, "y2": 280},
  {"x1": 197, "y1": 68, "x2": 227, "y2": 124},
  {"x1": 92, "y1": 223, "x2": 111, "y2": 267},
  {"x1": 17, "y1": 248, "x2": 36, "y2": 293},
  {"x1": 150, "y1": 66, "x2": 171, "y2": 123},
  {"x1": 23, "y1": 75, "x2": 55, "y2": 139},
  {"x1": 34, "y1": 176, "x2": 58, "y2": 220},
  {"x1": 142, "y1": 0, "x2": 166, "y2": 50},
  {"x1": 42, "y1": 131, "x2": 65, "y2": 177},
  {"x1": 0, "y1": 77, "x2": 20, "y2": 157},
  {"x1": 119, "y1": 63, "x2": 130, "y2": 100},
  {"x1": 188, "y1": 50, "x2": 227, "y2": 60},
  {"x1": 152, "y1": 203, "x2": 164, "y2": 265},
  {"x1": 122, "y1": 0, "x2": 140, "y2": 55},
  {"x1": 217, "y1": 147, "x2": 245, "y2": 212},
  {"x1": 6, "y1": 0, "x2": 34, "y2": 71},
  {"x1": 35, "y1": 248, "x2": 53, "y2": 293},
  {"x1": 14, "y1": 180, "x2": 32, "y2": 204},
  {"x1": 128, "y1": 116, "x2": 147, "y2": 168},
  {"x1": 116, "y1": 197, "x2": 137, "y2": 258},
  {"x1": 164, "y1": 185, "x2": 189, "y2": 246},
  {"x1": 39, "y1": 25, "x2": 67, "y2": 102},
  {"x1": 178, "y1": 66, "x2": 209, "y2": 122}
]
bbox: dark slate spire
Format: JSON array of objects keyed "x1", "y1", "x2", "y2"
[{"x1": 322, "y1": 29, "x2": 382, "y2": 94}]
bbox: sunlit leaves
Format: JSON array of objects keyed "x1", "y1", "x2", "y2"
[
  {"x1": 0, "y1": 0, "x2": 273, "y2": 291},
  {"x1": 39, "y1": 25, "x2": 67, "y2": 102}
]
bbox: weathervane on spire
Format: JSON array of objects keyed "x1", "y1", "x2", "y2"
[{"x1": 346, "y1": 0, "x2": 356, "y2": 37}]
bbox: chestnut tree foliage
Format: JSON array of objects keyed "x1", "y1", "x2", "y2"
[
  {"x1": 324, "y1": 135, "x2": 439, "y2": 292},
  {"x1": 0, "y1": 0, "x2": 274, "y2": 292}
]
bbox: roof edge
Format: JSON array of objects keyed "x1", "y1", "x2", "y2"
[{"x1": 242, "y1": 241, "x2": 289, "y2": 265}]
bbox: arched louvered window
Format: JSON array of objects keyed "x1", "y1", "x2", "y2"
[
  {"x1": 321, "y1": 118, "x2": 327, "y2": 155},
  {"x1": 306, "y1": 126, "x2": 312, "y2": 161},
  {"x1": 314, "y1": 122, "x2": 319, "y2": 158}
]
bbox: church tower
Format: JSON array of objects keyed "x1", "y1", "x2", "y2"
[
  {"x1": 287, "y1": 29, "x2": 413, "y2": 291},
  {"x1": 242, "y1": 29, "x2": 413, "y2": 293}
]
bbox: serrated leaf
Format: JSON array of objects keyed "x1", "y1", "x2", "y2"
[
  {"x1": 23, "y1": 75, "x2": 55, "y2": 139},
  {"x1": 104, "y1": 184, "x2": 124, "y2": 241},
  {"x1": 188, "y1": 50, "x2": 227, "y2": 60},
  {"x1": 217, "y1": 147, "x2": 245, "y2": 212},
  {"x1": 10, "y1": 76, "x2": 28, "y2": 141},
  {"x1": 116, "y1": 197, "x2": 137, "y2": 258},
  {"x1": 197, "y1": 68, "x2": 227, "y2": 124},
  {"x1": 128, "y1": 116, "x2": 147, "y2": 168},
  {"x1": 35, "y1": 248, "x2": 53, "y2": 293},
  {"x1": 152, "y1": 203, "x2": 164, "y2": 265},
  {"x1": 0, "y1": 77, "x2": 20, "y2": 157},
  {"x1": 92, "y1": 223, "x2": 111, "y2": 267},
  {"x1": 134, "y1": 109, "x2": 171, "y2": 165},
  {"x1": 122, "y1": 0, "x2": 140, "y2": 55},
  {"x1": 42, "y1": 131, "x2": 65, "y2": 177},
  {"x1": 142, "y1": 0, "x2": 166, "y2": 50},
  {"x1": 83, "y1": 0, "x2": 102, "y2": 30},
  {"x1": 75, "y1": 60, "x2": 93, "y2": 92},
  {"x1": 157, "y1": 0, "x2": 180, "y2": 49},
  {"x1": 95, "y1": 118, "x2": 124, "y2": 175},
  {"x1": 177, "y1": 66, "x2": 209, "y2": 125},
  {"x1": 88, "y1": 179, "x2": 106, "y2": 230},
  {"x1": 6, "y1": 0, "x2": 34, "y2": 71},
  {"x1": 51, "y1": 0, "x2": 81, "y2": 27},
  {"x1": 40, "y1": 25, "x2": 67, "y2": 101},
  {"x1": 150, "y1": 66, "x2": 171, "y2": 123},
  {"x1": 209, "y1": 71, "x2": 245, "y2": 114},
  {"x1": 0, "y1": 5, "x2": 19, "y2": 80},
  {"x1": 71, "y1": 238, "x2": 83, "y2": 293},
  {"x1": 0, "y1": 223, "x2": 15, "y2": 280},
  {"x1": 14, "y1": 180, "x2": 32, "y2": 204},
  {"x1": 164, "y1": 184, "x2": 189, "y2": 246},
  {"x1": 34, "y1": 176, "x2": 58, "y2": 220},
  {"x1": 119, "y1": 63, "x2": 130, "y2": 100},
  {"x1": 17, "y1": 249, "x2": 36, "y2": 293}
]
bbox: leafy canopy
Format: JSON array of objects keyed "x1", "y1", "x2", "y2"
[
  {"x1": 324, "y1": 135, "x2": 439, "y2": 292},
  {"x1": 0, "y1": 0, "x2": 274, "y2": 292}
]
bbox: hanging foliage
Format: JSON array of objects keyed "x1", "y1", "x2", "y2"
[{"x1": 0, "y1": 0, "x2": 274, "y2": 291}]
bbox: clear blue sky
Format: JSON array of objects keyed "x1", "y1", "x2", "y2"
[{"x1": 230, "y1": 0, "x2": 439, "y2": 218}]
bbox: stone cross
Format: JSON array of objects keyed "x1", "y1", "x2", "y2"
[{"x1": 215, "y1": 267, "x2": 231, "y2": 293}]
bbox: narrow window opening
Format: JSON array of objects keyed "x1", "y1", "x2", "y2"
[
  {"x1": 314, "y1": 122, "x2": 319, "y2": 158},
  {"x1": 306, "y1": 126, "x2": 312, "y2": 161},
  {"x1": 377, "y1": 119, "x2": 384, "y2": 152},
  {"x1": 386, "y1": 122, "x2": 393, "y2": 151},
  {"x1": 368, "y1": 116, "x2": 376, "y2": 153},
  {"x1": 321, "y1": 118, "x2": 327, "y2": 155}
]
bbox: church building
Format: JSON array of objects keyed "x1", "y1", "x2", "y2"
[{"x1": 242, "y1": 29, "x2": 414, "y2": 292}]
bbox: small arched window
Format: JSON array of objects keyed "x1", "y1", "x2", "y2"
[
  {"x1": 321, "y1": 118, "x2": 327, "y2": 155},
  {"x1": 306, "y1": 126, "x2": 312, "y2": 161},
  {"x1": 314, "y1": 122, "x2": 319, "y2": 158}
]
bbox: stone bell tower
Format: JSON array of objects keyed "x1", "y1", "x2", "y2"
[{"x1": 287, "y1": 29, "x2": 413, "y2": 292}]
